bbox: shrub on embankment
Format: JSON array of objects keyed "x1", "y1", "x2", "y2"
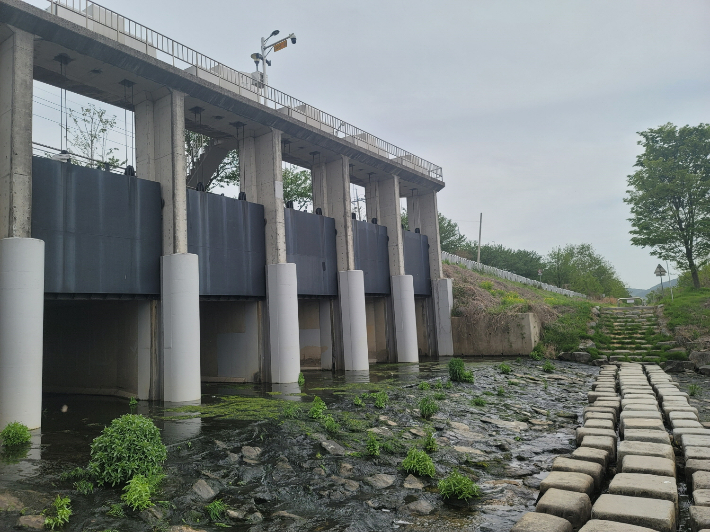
[{"x1": 444, "y1": 262, "x2": 594, "y2": 358}]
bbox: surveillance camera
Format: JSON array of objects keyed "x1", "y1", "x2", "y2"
[{"x1": 291, "y1": 35, "x2": 297, "y2": 44}]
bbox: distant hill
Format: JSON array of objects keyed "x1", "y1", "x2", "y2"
[{"x1": 628, "y1": 277, "x2": 678, "y2": 299}]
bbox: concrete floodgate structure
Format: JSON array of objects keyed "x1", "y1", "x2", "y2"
[
  {"x1": 512, "y1": 361, "x2": 710, "y2": 532},
  {"x1": 0, "y1": 0, "x2": 454, "y2": 428}
]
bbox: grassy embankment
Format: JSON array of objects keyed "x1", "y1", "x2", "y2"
[
  {"x1": 443, "y1": 262, "x2": 595, "y2": 358},
  {"x1": 654, "y1": 285, "x2": 710, "y2": 351}
]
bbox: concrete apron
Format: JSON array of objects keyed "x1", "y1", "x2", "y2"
[{"x1": 511, "y1": 361, "x2": 706, "y2": 532}]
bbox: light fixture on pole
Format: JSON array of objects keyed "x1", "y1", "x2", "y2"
[{"x1": 254, "y1": 29, "x2": 298, "y2": 89}]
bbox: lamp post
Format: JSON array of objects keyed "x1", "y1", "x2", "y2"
[{"x1": 251, "y1": 30, "x2": 297, "y2": 92}]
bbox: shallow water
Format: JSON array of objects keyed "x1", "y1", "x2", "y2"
[{"x1": 1, "y1": 358, "x2": 691, "y2": 532}]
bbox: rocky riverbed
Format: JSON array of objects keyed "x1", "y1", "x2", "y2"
[{"x1": 0, "y1": 358, "x2": 600, "y2": 531}]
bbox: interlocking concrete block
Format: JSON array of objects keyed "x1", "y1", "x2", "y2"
[
  {"x1": 694, "y1": 472, "x2": 710, "y2": 490},
  {"x1": 510, "y1": 512, "x2": 573, "y2": 532},
  {"x1": 687, "y1": 447, "x2": 710, "y2": 461},
  {"x1": 690, "y1": 505, "x2": 710, "y2": 532},
  {"x1": 608, "y1": 473, "x2": 678, "y2": 509},
  {"x1": 579, "y1": 519, "x2": 664, "y2": 532},
  {"x1": 552, "y1": 457, "x2": 604, "y2": 490},
  {"x1": 622, "y1": 398, "x2": 661, "y2": 407},
  {"x1": 584, "y1": 406, "x2": 618, "y2": 422},
  {"x1": 672, "y1": 419, "x2": 703, "y2": 429},
  {"x1": 620, "y1": 418, "x2": 665, "y2": 437},
  {"x1": 687, "y1": 461, "x2": 710, "y2": 486},
  {"x1": 576, "y1": 427, "x2": 617, "y2": 446},
  {"x1": 591, "y1": 494, "x2": 675, "y2": 532},
  {"x1": 571, "y1": 447, "x2": 609, "y2": 469},
  {"x1": 682, "y1": 435, "x2": 710, "y2": 451},
  {"x1": 588, "y1": 391, "x2": 620, "y2": 403},
  {"x1": 536, "y1": 488, "x2": 591, "y2": 530},
  {"x1": 540, "y1": 471, "x2": 595, "y2": 498},
  {"x1": 675, "y1": 429, "x2": 710, "y2": 445},
  {"x1": 695, "y1": 489, "x2": 710, "y2": 507},
  {"x1": 624, "y1": 393, "x2": 657, "y2": 400},
  {"x1": 670, "y1": 410, "x2": 699, "y2": 421},
  {"x1": 584, "y1": 411, "x2": 616, "y2": 424},
  {"x1": 584, "y1": 419, "x2": 614, "y2": 430},
  {"x1": 663, "y1": 405, "x2": 698, "y2": 417},
  {"x1": 617, "y1": 441, "x2": 674, "y2": 465},
  {"x1": 623, "y1": 403, "x2": 659, "y2": 411},
  {"x1": 620, "y1": 455, "x2": 676, "y2": 478},
  {"x1": 581, "y1": 435, "x2": 617, "y2": 460},
  {"x1": 619, "y1": 410, "x2": 662, "y2": 421},
  {"x1": 624, "y1": 429, "x2": 671, "y2": 445}
]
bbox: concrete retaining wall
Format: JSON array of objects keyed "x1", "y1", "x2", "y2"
[{"x1": 451, "y1": 312, "x2": 541, "y2": 357}]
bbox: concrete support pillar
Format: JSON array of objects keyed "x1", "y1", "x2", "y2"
[
  {"x1": 267, "y1": 263, "x2": 300, "y2": 382},
  {"x1": 326, "y1": 156, "x2": 368, "y2": 371},
  {"x1": 238, "y1": 136, "x2": 258, "y2": 203},
  {"x1": 311, "y1": 162, "x2": 328, "y2": 216},
  {"x1": 419, "y1": 191, "x2": 452, "y2": 356},
  {"x1": 407, "y1": 195, "x2": 421, "y2": 233},
  {"x1": 135, "y1": 91, "x2": 201, "y2": 401},
  {"x1": 364, "y1": 180, "x2": 380, "y2": 223},
  {"x1": 0, "y1": 238, "x2": 45, "y2": 429},
  {"x1": 253, "y1": 129, "x2": 300, "y2": 382},
  {"x1": 379, "y1": 176, "x2": 405, "y2": 276},
  {"x1": 0, "y1": 27, "x2": 33, "y2": 239}
]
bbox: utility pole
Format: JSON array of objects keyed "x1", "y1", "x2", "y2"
[{"x1": 476, "y1": 212, "x2": 482, "y2": 263}]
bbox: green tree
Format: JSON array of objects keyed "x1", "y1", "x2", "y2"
[
  {"x1": 625, "y1": 123, "x2": 710, "y2": 288},
  {"x1": 282, "y1": 166, "x2": 312, "y2": 209},
  {"x1": 401, "y1": 212, "x2": 468, "y2": 253},
  {"x1": 542, "y1": 244, "x2": 628, "y2": 298},
  {"x1": 184, "y1": 131, "x2": 239, "y2": 191},
  {"x1": 69, "y1": 103, "x2": 123, "y2": 169}
]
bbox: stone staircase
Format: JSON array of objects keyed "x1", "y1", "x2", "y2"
[{"x1": 593, "y1": 306, "x2": 678, "y2": 363}]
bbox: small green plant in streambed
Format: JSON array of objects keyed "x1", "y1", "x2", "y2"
[
  {"x1": 321, "y1": 414, "x2": 340, "y2": 435},
  {"x1": 438, "y1": 470, "x2": 480, "y2": 501},
  {"x1": 373, "y1": 391, "x2": 389, "y2": 408},
  {"x1": 448, "y1": 358, "x2": 475, "y2": 383},
  {"x1": 121, "y1": 473, "x2": 163, "y2": 511},
  {"x1": 423, "y1": 430, "x2": 438, "y2": 453},
  {"x1": 129, "y1": 397, "x2": 138, "y2": 413},
  {"x1": 689, "y1": 384, "x2": 701, "y2": 397},
  {"x1": 419, "y1": 396, "x2": 439, "y2": 419},
  {"x1": 434, "y1": 380, "x2": 444, "y2": 390},
  {"x1": 44, "y1": 495, "x2": 72, "y2": 530},
  {"x1": 498, "y1": 363, "x2": 511, "y2": 374},
  {"x1": 542, "y1": 360, "x2": 555, "y2": 373},
  {"x1": 544, "y1": 380, "x2": 548, "y2": 390},
  {"x1": 298, "y1": 372, "x2": 306, "y2": 387},
  {"x1": 88, "y1": 414, "x2": 167, "y2": 487},
  {"x1": 530, "y1": 343, "x2": 544, "y2": 361},
  {"x1": 353, "y1": 395, "x2": 364, "y2": 407},
  {"x1": 433, "y1": 392, "x2": 446, "y2": 400},
  {"x1": 106, "y1": 503, "x2": 125, "y2": 518},
  {"x1": 309, "y1": 397, "x2": 327, "y2": 419},
  {"x1": 73, "y1": 480, "x2": 94, "y2": 495},
  {"x1": 471, "y1": 397, "x2": 486, "y2": 407},
  {"x1": 60, "y1": 467, "x2": 89, "y2": 482},
  {"x1": 366, "y1": 432, "x2": 380, "y2": 457},
  {"x1": 401, "y1": 448, "x2": 435, "y2": 477},
  {"x1": 444, "y1": 380, "x2": 453, "y2": 389},
  {"x1": 1, "y1": 421, "x2": 31, "y2": 448},
  {"x1": 282, "y1": 402, "x2": 302, "y2": 419},
  {"x1": 496, "y1": 387, "x2": 505, "y2": 396},
  {"x1": 418, "y1": 381, "x2": 431, "y2": 390},
  {"x1": 205, "y1": 499, "x2": 228, "y2": 522}
]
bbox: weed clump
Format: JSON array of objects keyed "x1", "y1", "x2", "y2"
[
  {"x1": 309, "y1": 397, "x2": 327, "y2": 420},
  {"x1": 121, "y1": 473, "x2": 163, "y2": 511},
  {"x1": 353, "y1": 395, "x2": 364, "y2": 407},
  {"x1": 542, "y1": 360, "x2": 555, "y2": 373},
  {"x1": 205, "y1": 499, "x2": 228, "y2": 521},
  {"x1": 106, "y1": 503, "x2": 125, "y2": 518},
  {"x1": 366, "y1": 432, "x2": 380, "y2": 457},
  {"x1": 419, "y1": 396, "x2": 439, "y2": 419},
  {"x1": 418, "y1": 381, "x2": 431, "y2": 390},
  {"x1": 298, "y1": 372, "x2": 306, "y2": 387},
  {"x1": 471, "y1": 397, "x2": 486, "y2": 407},
  {"x1": 530, "y1": 344, "x2": 544, "y2": 360},
  {"x1": 401, "y1": 448, "x2": 435, "y2": 477},
  {"x1": 433, "y1": 392, "x2": 446, "y2": 400},
  {"x1": 423, "y1": 430, "x2": 438, "y2": 453},
  {"x1": 688, "y1": 383, "x2": 701, "y2": 397},
  {"x1": 88, "y1": 414, "x2": 167, "y2": 487},
  {"x1": 1, "y1": 421, "x2": 31, "y2": 448},
  {"x1": 73, "y1": 480, "x2": 94, "y2": 495},
  {"x1": 321, "y1": 414, "x2": 340, "y2": 435},
  {"x1": 498, "y1": 363, "x2": 511, "y2": 374},
  {"x1": 448, "y1": 358, "x2": 475, "y2": 383},
  {"x1": 282, "y1": 402, "x2": 302, "y2": 419},
  {"x1": 44, "y1": 495, "x2": 72, "y2": 530},
  {"x1": 438, "y1": 470, "x2": 480, "y2": 501},
  {"x1": 373, "y1": 391, "x2": 388, "y2": 408}
]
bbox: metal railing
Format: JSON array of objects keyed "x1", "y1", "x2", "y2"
[
  {"x1": 46, "y1": 0, "x2": 444, "y2": 181},
  {"x1": 441, "y1": 251, "x2": 587, "y2": 299}
]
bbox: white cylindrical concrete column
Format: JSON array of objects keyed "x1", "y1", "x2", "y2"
[
  {"x1": 432, "y1": 278, "x2": 454, "y2": 356},
  {"x1": 338, "y1": 270, "x2": 369, "y2": 371},
  {"x1": 391, "y1": 275, "x2": 419, "y2": 363},
  {"x1": 0, "y1": 238, "x2": 45, "y2": 430},
  {"x1": 161, "y1": 253, "x2": 201, "y2": 402},
  {"x1": 267, "y1": 263, "x2": 300, "y2": 383},
  {"x1": 319, "y1": 299, "x2": 333, "y2": 370}
]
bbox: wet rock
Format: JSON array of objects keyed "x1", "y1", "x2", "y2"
[
  {"x1": 214, "y1": 440, "x2": 228, "y2": 449},
  {"x1": 699, "y1": 365, "x2": 710, "y2": 376},
  {"x1": 226, "y1": 452, "x2": 240, "y2": 463},
  {"x1": 407, "y1": 499, "x2": 434, "y2": 515},
  {"x1": 454, "y1": 445, "x2": 484, "y2": 455},
  {"x1": 247, "y1": 512, "x2": 263, "y2": 523},
  {"x1": 241, "y1": 465, "x2": 264, "y2": 483},
  {"x1": 497, "y1": 442, "x2": 511, "y2": 451},
  {"x1": 365, "y1": 474, "x2": 396, "y2": 489},
  {"x1": 504, "y1": 466, "x2": 535, "y2": 477},
  {"x1": 241, "y1": 446, "x2": 261, "y2": 461},
  {"x1": 321, "y1": 440, "x2": 346, "y2": 455},
  {"x1": 690, "y1": 351, "x2": 710, "y2": 368},
  {"x1": 16, "y1": 516, "x2": 45, "y2": 530},
  {"x1": 330, "y1": 475, "x2": 359, "y2": 491},
  {"x1": 404, "y1": 474, "x2": 425, "y2": 489},
  {"x1": 339, "y1": 462, "x2": 354, "y2": 477},
  {"x1": 273, "y1": 510, "x2": 303, "y2": 520},
  {"x1": 663, "y1": 360, "x2": 694, "y2": 373},
  {"x1": 481, "y1": 417, "x2": 529, "y2": 431},
  {"x1": 532, "y1": 407, "x2": 548, "y2": 416},
  {"x1": 0, "y1": 492, "x2": 23, "y2": 511},
  {"x1": 227, "y1": 509, "x2": 246, "y2": 520},
  {"x1": 140, "y1": 505, "x2": 165, "y2": 524},
  {"x1": 367, "y1": 427, "x2": 393, "y2": 438},
  {"x1": 192, "y1": 479, "x2": 218, "y2": 500},
  {"x1": 409, "y1": 427, "x2": 426, "y2": 437}
]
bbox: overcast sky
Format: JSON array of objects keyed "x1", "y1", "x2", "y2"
[{"x1": 27, "y1": 0, "x2": 710, "y2": 290}]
